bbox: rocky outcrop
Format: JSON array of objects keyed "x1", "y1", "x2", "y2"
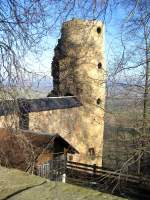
[{"x1": 0, "y1": 166, "x2": 125, "y2": 200}]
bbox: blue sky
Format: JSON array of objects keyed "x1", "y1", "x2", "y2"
[
  {"x1": 23, "y1": 1, "x2": 146, "y2": 92},
  {"x1": 25, "y1": 4, "x2": 123, "y2": 90}
]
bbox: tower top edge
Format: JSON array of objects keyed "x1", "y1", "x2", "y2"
[{"x1": 63, "y1": 19, "x2": 103, "y2": 27}]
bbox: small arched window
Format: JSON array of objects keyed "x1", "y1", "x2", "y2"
[
  {"x1": 98, "y1": 62, "x2": 102, "y2": 69},
  {"x1": 97, "y1": 98, "x2": 101, "y2": 105},
  {"x1": 88, "y1": 148, "x2": 96, "y2": 160},
  {"x1": 97, "y1": 27, "x2": 101, "y2": 34}
]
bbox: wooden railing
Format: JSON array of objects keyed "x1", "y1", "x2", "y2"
[
  {"x1": 67, "y1": 161, "x2": 100, "y2": 174},
  {"x1": 66, "y1": 161, "x2": 150, "y2": 186}
]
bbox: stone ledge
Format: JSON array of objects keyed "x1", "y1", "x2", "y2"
[{"x1": 0, "y1": 167, "x2": 126, "y2": 200}]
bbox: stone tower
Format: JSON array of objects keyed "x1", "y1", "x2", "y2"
[{"x1": 51, "y1": 19, "x2": 106, "y2": 165}]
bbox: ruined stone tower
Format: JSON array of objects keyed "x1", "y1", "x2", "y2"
[
  {"x1": 29, "y1": 19, "x2": 106, "y2": 165},
  {"x1": 51, "y1": 19, "x2": 106, "y2": 165}
]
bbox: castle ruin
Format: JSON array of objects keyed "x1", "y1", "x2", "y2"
[
  {"x1": 0, "y1": 19, "x2": 106, "y2": 166},
  {"x1": 30, "y1": 19, "x2": 106, "y2": 165}
]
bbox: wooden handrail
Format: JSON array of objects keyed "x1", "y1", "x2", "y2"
[
  {"x1": 67, "y1": 161, "x2": 101, "y2": 169},
  {"x1": 67, "y1": 161, "x2": 150, "y2": 185}
]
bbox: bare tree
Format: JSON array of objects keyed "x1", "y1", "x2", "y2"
[
  {"x1": 122, "y1": 0, "x2": 150, "y2": 133},
  {"x1": 105, "y1": 0, "x2": 149, "y2": 130}
]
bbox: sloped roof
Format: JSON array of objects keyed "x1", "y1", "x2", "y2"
[
  {"x1": 0, "y1": 128, "x2": 78, "y2": 171},
  {"x1": 0, "y1": 166, "x2": 126, "y2": 200},
  {"x1": 21, "y1": 129, "x2": 79, "y2": 154},
  {"x1": 0, "y1": 96, "x2": 82, "y2": 116}
]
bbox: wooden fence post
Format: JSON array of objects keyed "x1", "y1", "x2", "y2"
[{"x1": 93, "y1": 164, "x2": 96, "y2": 177}]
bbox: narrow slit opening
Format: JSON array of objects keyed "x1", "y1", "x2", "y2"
[
  {"x1": 98, "y1": 63, "x2": 102, "y2": 69},
  {"x1": 97, "y1": 27, "x2": 101, "y2": 34},
  {"x1": 97, "y1": 98, "x2": 101, "y2": 105}
]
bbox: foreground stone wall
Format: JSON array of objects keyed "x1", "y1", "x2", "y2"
[
  {"x1": 0, "y1": 167, "x2": 125, "y2": 200},
  {"x1": 30, "y1": 19, "x2": 106, "y2": 165}
]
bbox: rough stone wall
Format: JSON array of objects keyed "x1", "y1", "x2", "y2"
[{"x1": 29, "y1": 19, "x2": 106, "y2": 166}]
